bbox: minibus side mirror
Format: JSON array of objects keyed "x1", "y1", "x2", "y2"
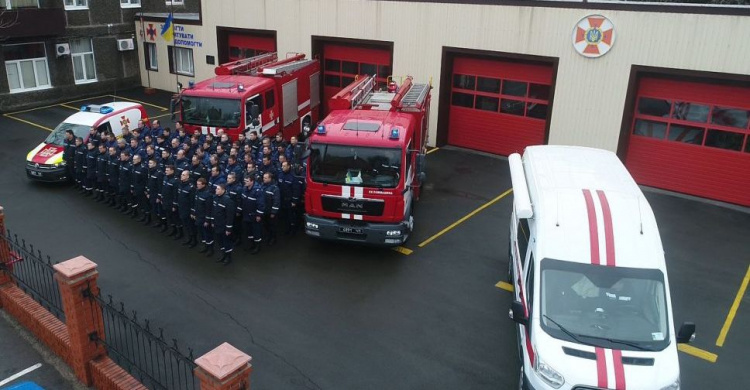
[
  {"x1": 509, "y1": 301, "x2": 528, "y2": 326},
  {"x1": 676, "y1": 322, "x2": 696, "y2": 344}
]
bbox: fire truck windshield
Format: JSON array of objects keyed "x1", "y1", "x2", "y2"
[
  {"x1": 181, "y1": 96, "x2": 242, "y2": 128},
  {"x1": 309, "y1": 144, "x2": 402, "y2": 188}
]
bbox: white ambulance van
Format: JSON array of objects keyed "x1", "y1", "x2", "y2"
[
  {"x1": 26, "y1": 102, "x2": 147, "y2": 182},
  {"x1": 507, "y1": 145, "x2": 694, "y2": 390}
]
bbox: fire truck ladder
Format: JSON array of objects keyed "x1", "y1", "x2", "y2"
[
  {"x1": 215, "y1": 52, "x2": 279, "y2": 75},
  {"x1": 261, "y1": 58, "x2": 316, "y2": 76},
  {"x1": 349, "y1": 75, "x2": 376, "y2": 109},
  {"x1": 399, "y1": 83, "x2": 430, "y2": 111}
]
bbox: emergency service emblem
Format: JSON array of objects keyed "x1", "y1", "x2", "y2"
[
  {"x1": 38, "y1": 147, "x2": 57, "y2": 158},
  {"x1": 120, "y1": 116, "x2": 131, "y2": 128},
  {"x1": 572, "y1": 15, "x2": 615, "y2": 58}
]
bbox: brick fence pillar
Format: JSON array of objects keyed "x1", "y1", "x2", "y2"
[
  {"x1": 53, "y1": 256, "x2": 106, "y2": 386},
  {"x1": 194, "y1": 342, "x2": 253, "y2": 390},
  {"x1": 0, "y1": 206, "x2": 11, "y2": 287}
]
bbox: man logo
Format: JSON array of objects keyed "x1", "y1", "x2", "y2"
[{"x1": 341, "y1": 201, "x2": 364, "y2": 210}]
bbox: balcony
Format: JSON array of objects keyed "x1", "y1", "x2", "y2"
[{"x1": 0, "y1": 3, "x2": 65, "y2": 39}]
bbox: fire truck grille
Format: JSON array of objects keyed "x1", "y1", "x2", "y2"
[{"x1": 321, "y1": 195, "x2": 385, "y2": 216}]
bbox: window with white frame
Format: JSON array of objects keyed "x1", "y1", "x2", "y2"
[
  {"x1": 63, "y1": 0, "x2": 87, "y2": 10},
  {"x1": 145, "y1": 42, "x2": 158, "y2": 71},
  {"x1": 4, "y1": 43, "x2": 51, "y2": 93},
  {"x1": 172, "y1": 46, "x2": 193, "y2": 76},
  {"x1": 1, "y1": 0, "x2": 39, "y2": 9},
  {"x1": 70, "y1": 38, "x2": 97, "y2": 84},
  {"x1": 120, "y1": 0, "x2": 140, "y2": 8}
]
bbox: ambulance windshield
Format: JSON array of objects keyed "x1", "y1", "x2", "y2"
[
  {"x1": 45, "y1": 122, "x2": 90, "y2": 146},
  {"x1": 540, "y1": 259, "x2": 669, "y2": 351},
  {"x1": 309, "y1": 144, "x2": 402, "y2": 188},
  {"x1": 181, "y1": 96, "x2": 242, "y2": 128}
]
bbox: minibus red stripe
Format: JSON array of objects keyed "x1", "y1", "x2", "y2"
[
  {"x1": 597, "y1": 190, "x2": 616, "y2": 267},
  {"x1": 582, "y1": 190, "x2": 600, "y2": 265},
  {"x1": 595, "y1": 347, "x2": 607, "y2": 388},
  {"x1": 612, "y1": 349, "x2": 626, "y2": 389}
]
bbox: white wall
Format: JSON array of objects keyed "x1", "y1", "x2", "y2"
[{"x1": 136, "y1": 0, "x2": 750, "y2": 151}]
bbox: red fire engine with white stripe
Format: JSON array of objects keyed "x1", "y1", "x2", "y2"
[
  {"x1": 304, "y1": 75, "x2": 431, "y2": 246},
  {"x1": 507, "y1": 145, "x2": 694, "y2": 390},
  {"x1": 178, "y1": 52, "x2": 320, "y2": 140}
]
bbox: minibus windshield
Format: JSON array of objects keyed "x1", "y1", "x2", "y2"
[{"x1": 540, "y1": 258, "x2": 670, "y2": 351}]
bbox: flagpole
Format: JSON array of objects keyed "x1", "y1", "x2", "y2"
[{"x1": 140, "y1": 10, "x2": 151, "y2": 89}]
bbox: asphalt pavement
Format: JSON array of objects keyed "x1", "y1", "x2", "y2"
[{"x1": 0, "y1": 88, "x2": 748, "y2": 389}]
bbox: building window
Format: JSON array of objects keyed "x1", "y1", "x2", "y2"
[
  {"x1": 450, "y1": 72, "x2": 551, "y2": 120},
  {"x1": 168, "y1": 46, "x2": 193, "y2": 76},
  {"x1": 70, "y1": 38, "x2": 97, "y2": 84},
  {"x1": 120, "y1": 0, "x2": 140, "y2": 8},
  {"x1": 1, "y1": 0, "x2": 39, "y2": 9},
  {"x1": 145, "y1": 42, "x2": 157, "y2": 70},
  {"x1": 166, "y1": 0, "x2": 183, "y2": 5},
  {"x1": 4, "y1": 43, "x2": 51, "y2": 93},
  {"x1": 63, "y1": 0, "x2": 88, "y2": 10}
]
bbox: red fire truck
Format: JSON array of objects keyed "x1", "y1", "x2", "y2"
[
  {"x1": 304, "y1": 75, "x2": 431, "y2": 246},
  {"x1": 179, "y1": 52, "x2": 320, "y2": 140}
]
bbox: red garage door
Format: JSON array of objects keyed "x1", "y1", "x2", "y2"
[
  {"x1": 322, "y1": 44, "x2": 391, "y2": 114},
  {"x1": 447, "y1": 57, "x2": 553, "y2": 156},
  {"x1": 228, "y1": 33, "x2": 276, "y2": 62},
  {"x1": 625, "y1": 78, "x2": 750, "y2": 206}
]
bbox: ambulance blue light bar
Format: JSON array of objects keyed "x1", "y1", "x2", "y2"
[{"x1": 80, "y1": 105, "x2": 114, "y2": 114}]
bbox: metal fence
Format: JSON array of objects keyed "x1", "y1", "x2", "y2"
[
  {"x1": 85, "y1": 285, "x2": 199, "y2": 390},
  {"x1": 0, "y1": 228, "x2": 65, "y2": 321}
]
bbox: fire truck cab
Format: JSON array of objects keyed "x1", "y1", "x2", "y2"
[
  {"x1": 179, "y1": 52, "x2": 320, "y2": 140},
  {"x1": 304, "y1": 75, "x2": 431, "y2": 246}
]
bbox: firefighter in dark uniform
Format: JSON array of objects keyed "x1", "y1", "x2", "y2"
[
  {"x1": 277, "y1": 161, "x2": 302, "y2": 235},
  {"x1": 63, "y1": 130, "x2": 76, "y2": 184},
  {"x1": 193, "y1": 178, "x2": 213, "y2": 252},
  {"x1": 145, "y1": 158, "x2": 162, "y2": 226},
  {"x1": 106, "y1": 147, "x2": 120, "y2": 207},
  {"x1": 159, "y1": 165, "x2": 178, "y2": 235},
  {"x1": 84, "y1": 141, "x2": 98, "y2": 196},
  {"x1": 130, "y1": 154, "x2": 148, "y2": 219},
  {"x1": 73, "y1": 137, "x2": 86, "y2": 191},
  {"x1": 225, "y1": 172, "x2": 243, "y2": 244},
  {"x1": 189, "y1": 155, "x2": 207, "y2": 183},
  {"x1": 117, "y1": 151, "x2": 132, "y2": 212},
  {"x1": 94, "y1": 144, "x2": 108, "y2": 201},
  {"x1": 209, "y1": 183, "x2": 236, "y2": 265},
  {"x1": 241, "y1": 175, "x2": 265, "y2": 254},
  {"x1": 176, "y1": 170, "x2": 196, "y2": 244},
  {"x1": 261, "y1": 172, "x2": 281, "y2": 246}
]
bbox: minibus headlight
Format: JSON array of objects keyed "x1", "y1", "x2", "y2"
[
  {"x1": 535, "y1": 355, "x2": 564, "y2": 388},
  {"x1": 660, "y1": 378, "x2": 680, "y2": 390}
]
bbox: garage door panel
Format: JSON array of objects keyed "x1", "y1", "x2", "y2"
[
  {"x1": 638, "y1": 78, "x2": 750, "y2": 109},
  {"x1": 448, "y1": 107, "x2": 545, "y2": 156},
  {"x1": 453, "y1": 57, "x2": 553, "y2": 85},
  {"x1": 626, "y1": 137, "x2": 750, "y2": 205},
  {"x1": 322, "y1": 43, "x2": 392, "y2": 115}
]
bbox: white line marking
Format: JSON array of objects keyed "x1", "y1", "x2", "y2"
[{"x1": 0, "y1": 363, "x2": 43, "y2": 387}]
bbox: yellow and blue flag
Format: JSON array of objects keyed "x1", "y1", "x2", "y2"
[{"x1": 160, "y1": 13, "x2": 174, "y2": 42}]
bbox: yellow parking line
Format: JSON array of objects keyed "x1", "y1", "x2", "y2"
[
  {"x1": 678, "y1": 344, "x2": 718, "y2": 363},
  {"x1": 109, "y1": 95, "x2": 168, "y2": 111},
  {"x1": 418, "y1": 188, "x2": 513, "y2": 248},
  {"x1": 3, "y1": 114, "x2": 52, "y2": 132},
  {"x1": 59, "y1": 103, "x2": 79, "y2": 111},
  {"x1": 426, "y1": 147, "x2": 440, "y2": 155},
  {"x1": 716, "y1": 264, "x2": 750, "y2": 347},
  {"x1": 495, "y1": 281, "x2": 514, "y2": 292},
  {"x1": 392, "y1": 246, "x2": 413, "y2": 256},
  {"x1": 4, "y1": 94, "x2": 110, "y2": 115}
]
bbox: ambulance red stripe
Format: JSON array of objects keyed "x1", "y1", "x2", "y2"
[
  {"x1": 595, "y1": 347, "x2": 607, "y2": 388},
  {"x1": 582, "y1": 189, "x2": 600, "y2": 265},
  {"x1": 596, "y1": 190, "x2": 616, "y2": 267},
  {"x1": 612, "y1": 349, "x2": 626, "y2": 389}
]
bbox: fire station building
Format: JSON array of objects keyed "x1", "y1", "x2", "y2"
[{"x1": 134, "y1": 0, "x2": 750, "y2": 207}]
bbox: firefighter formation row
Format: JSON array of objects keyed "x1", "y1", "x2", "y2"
[{"x1": 61, "y1": 121, "x2": 306, "y2": 265}]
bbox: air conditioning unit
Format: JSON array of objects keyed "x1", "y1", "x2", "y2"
[
  {"x1": 117, "y1": 38, "x2": 135, "y2": 52},
  {"x1": 55, "y1": 43, "x2": 70, "y2": 57}
]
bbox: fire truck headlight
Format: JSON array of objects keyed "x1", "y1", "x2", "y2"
[
  {"x1": 306, "y1": 222, "x2": 319, "y2": 230},
  {"x1": 386, "y1": 230, "x2": 401, "y2": 236},
  {"x1": 535, "y1": 355, "x2": 564, "y2": 388}
]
